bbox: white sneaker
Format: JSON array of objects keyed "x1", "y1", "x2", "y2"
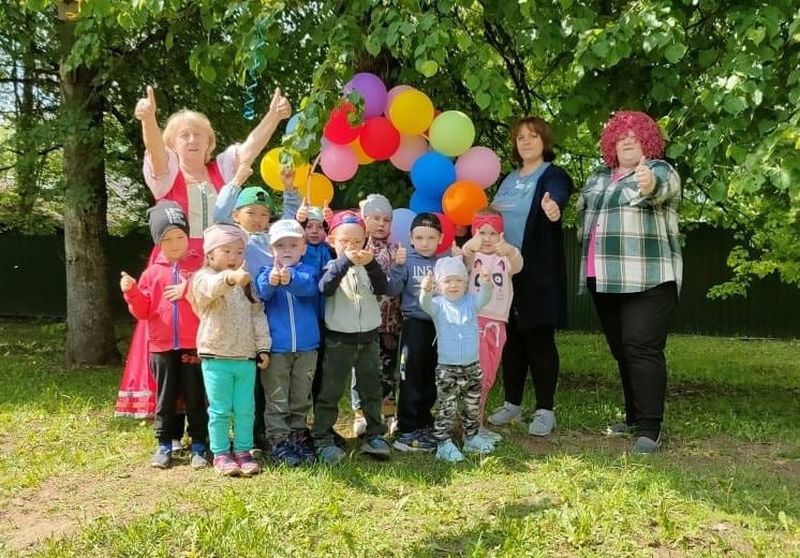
[
  {"x1": 171, "y1": 439, "x2": 184, "y2": 453},
  {"x1": 487, "y1": 402, "x2": 522, "y2": 426},
  {"x1": 384, "y1": 415, "x2": 398, "y2": 436},
  {"x1": 352, "y1": 410, "x2": 367, "y2": 437},
  {"x1": 478, "y1": 426, "x2": 503, "y2": 442},
  {"x1": 528, "y1": 409, "x2": 556, "y2": 437}
]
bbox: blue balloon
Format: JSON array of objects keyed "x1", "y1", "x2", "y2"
[
  {"x1": 410, "y1": 152, "x2": 456, "y2": 198},
  {"x1": 409, "y1": 191, "x2": 443, "y2": 213},
  {"x1": 390, "y1": 208, "x2": 416, "y2": 248},
  {"x1": 285, "y1": 113, "x2": 300, "y2": 135}
]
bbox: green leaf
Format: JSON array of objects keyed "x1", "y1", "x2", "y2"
[
  {"x1": 200, "y1": 65, "x2": 217, "y2": 83},
  {"x1": 709, "y1": 181, "x2": 727, "y2": 201},
  {"x1": 365, "y1": 34, "x2": 382, "y2": 56},
  {"x1": 590, "y1": 38, "x2": 609, "y2": 58},
  {"x1": 664, "y1": 43, "x2": 687, "y2": 64},
  {"x1": 723, "y1": 96, "x2": 747, "y2": 115},
  {"x1": 475, "y1": 91, "x2": 491, "y2": 110},
  {"x1": 417, "y1": 59, "x2": 439, "y2": 77}
]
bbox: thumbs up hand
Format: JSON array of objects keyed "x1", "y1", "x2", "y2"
[
  {"x1": 395, "y1": 244, "x2": 407, "y2": 266},
  {"x1": 268, "y1": 87, "x2": 292, "y2": 120},
  {"x1": 450, "y1": 240, "x2": 463, "y2": 258},
  {"x1": 494, "y1": 232, "x2": 513, "y2": 257},
  {"x1": 421, "y1": 270, "x2": 435, "y2": 293},
  {"x1": 477, "y1": 261, "x2": 491, "y2": 285},
  {"x1": 296, "y1": 197, "x2": 309, "y2": 223},
  {"x1": 279, "y1": 264, "x2": 291, "y2": 285},
  {"x1": 322, "y1": 199, "x2": 334, "y2": 222},
  {"x1": 541, "y1": 192, "x2": 561, "y2": 222},
  {"x1": 134, "y1": 86, "x2": 157, "y2": 122},
  {"x1": 635, "y1": 156, "x2": 655, "y2": 195},
  {"x1": 120, "y1": 271, "x2": 137, "y2": 293}
]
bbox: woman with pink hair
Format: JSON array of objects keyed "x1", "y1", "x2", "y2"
[{"x1": 577, "y1": 110, "x2": 682, "y2": 454}]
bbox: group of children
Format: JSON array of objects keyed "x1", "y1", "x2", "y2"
[{"x1": 121, "y1": 162, "x2": 523, "y2": 476}]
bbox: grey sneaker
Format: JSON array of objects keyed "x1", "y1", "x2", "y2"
[
  {"x1": 317, "y1": 445, "x2": 347, "y2": 465},
  {"x1": 487, "y1": 402, "x2": 522, "y2": 426},
  {"x1": 632, "y1": 434, "x2": 662, "y2": 454},
  {"x1": 435, "y1": 439, "x2": 465, "y2": 463},
  {"x1": 478, "y1": 426, "x2": 503, "y2": 442},
  {"x1": 463, "y1": 434, "x2": 495, "y2": 454},
  {"x1": 528, "y1": 409, "x2": 556, "y2": 437},
  {"x1": 361, "y1": 436, "x2": 391, "y2": 461},
  {"x1": 604, "y1": 423, "x2": 638, "y2": 437},
  {"x1": 190, "y1": 443, "x2": 211, "y2": 469},
  {"x1": 151, "y1": 443, "x2": 172, "y2": 469}
]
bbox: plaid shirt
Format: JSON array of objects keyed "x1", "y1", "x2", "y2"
[{"x1": 577, "y1": 160, "x2": 682, "y2": 294}]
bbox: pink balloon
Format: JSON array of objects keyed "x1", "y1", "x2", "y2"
[
  {"x1": 390, "y1": 135, "x2": 429, "y2": 172},
  {"x1": 344, "y1": 73, "x2": 387, "y2": 119},
  {"x1": 455, "y1": 146, "x2": 501, "y2": 189},
  {"x1": 384, "y1": 85, "x2": 413, "y2": 115},
  {"x1": 320, "y1": 142, "x2": 358, "y2": 182}
]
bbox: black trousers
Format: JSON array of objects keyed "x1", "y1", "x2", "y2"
[
  {"x1": 501, "y1": 315, "x2": 560, "y2": 410},
  {"x1": 253, "y1": 362, "x2": 266, "y2": 442},
  {"x1": 149, "y1": 350, "x2": 208, "y2": 445},
  {"x1": 396, "y1": 317, "x2": 438, "y2": 434},
  {"x1": 588, "y1": 280, "x2": 677, "y2": 439}
]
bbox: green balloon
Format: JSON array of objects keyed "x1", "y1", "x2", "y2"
[{"x1": 429, "y1": 111, "x2": 475, "y2": 157}]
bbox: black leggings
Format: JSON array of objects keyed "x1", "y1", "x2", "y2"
[{"x1": 501, "y1": 315, "x2": 560, "y2": 410}]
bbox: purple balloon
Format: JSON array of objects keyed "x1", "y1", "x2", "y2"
[
  {"x1": 344, "y1": 73, "x2": 388, "y2": 119},
  {"x1": 390, "y1": 208, "x2": 416, "y2": 248}
]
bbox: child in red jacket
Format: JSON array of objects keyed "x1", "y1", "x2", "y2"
[{"x1": 120, "y1": 201, "x2": 209, "y2": 469}]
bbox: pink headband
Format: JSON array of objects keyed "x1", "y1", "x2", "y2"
[
  {"x1": 471, "y1": 214, "x2": 503, "y2": 236},
  {"x1": 203, "y1": 223, "x2": 249, "y2": 255}
]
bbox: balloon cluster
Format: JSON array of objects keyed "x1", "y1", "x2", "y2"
[{"x1": 260, "y1": 72, "x2": 501, "y2": 246}]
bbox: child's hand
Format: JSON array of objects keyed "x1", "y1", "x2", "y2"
[
  {"x1": 395, "y1": 244, "x2": 407, "y2": 266},
  {"x1": 269, "y1": 265, "x2": 281, "y2": 286},
  {"x1": 345, "y1": 248, "x2": 360, "y2": 265},
  {"x1": 257, "y1": 351, "x2": 270, "y2": 370},
  {"x1": 450, "y1": 241, "x2": 463, "y2": 258},
  {"x1": 296, "y1": 197, "x2": 308, "y2": 223},
  {"x1": 228, "y1": 268, "x2": 251, "y2": 287},
  {"x1": 119, "y1": 271, "x2": 136, "y2": 293},
  {"x1": 134, "y1": 86, "x2": 157, "y2": 122},
  {"x1": 279, "y1": 264, "x2": 291, "y2": 285},
  {"x1": 355, "y1": 247, "x2": 374, "y2": 266},
  {"x1": 280, "y1": 167, "x2": 296, "y2": 192},
  {"x1": 268, "y1": 88, "x2": 292, "y2": 121},
  {"x1": 477, "y1": 262, "x2": 491, "y2": 284},
  {"x1": 163, "y1": 275, "x2": 188, "y2": 302},
  {"x1": 421, "y1": 270, "x2": 434, "y2": 293},
  {"x1": 541, "y1": 192, "x2": 561, "y2": 223},
  {"x1": 322, "y1": 200, "x2": 333, "y2": 222},
  {"x1": 462, "y1": 235, "x2": 482, "y2": 257},
  {"x1": 494, "y1": 233, "x2": 513, "y2": 257},
  {"x1": 635, "y1": 156, "x2": 655, "y2": 195},
  {"x1": 233, "y1": 162, "x2": 253, "y2": 187}
]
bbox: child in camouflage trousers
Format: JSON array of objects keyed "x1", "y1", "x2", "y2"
[{"x1": 419, "y1": 256, "x2": 495, "y2": 462}]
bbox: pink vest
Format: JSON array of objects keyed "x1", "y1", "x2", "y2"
[{"x1": 468, "y1": 253, "x2": 513, "y2": 322}]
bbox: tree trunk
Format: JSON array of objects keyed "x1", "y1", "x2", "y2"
[
  {"x1": 59, "y1": 2, "x2": 120, "y2": 365},
  {"x1": 15, "y1": 30, "x2": 38, "y2": 219}
]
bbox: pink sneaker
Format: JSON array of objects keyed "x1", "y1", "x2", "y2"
[
  {"x1": 234, "y1": 451, "x2": 261, "y2": 476},
  {"x1": 213, "y1": 453, "x2": 241, "y2": 477}
]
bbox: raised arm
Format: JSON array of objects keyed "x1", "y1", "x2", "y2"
[{"x1": 134, "y1": 86, "x2": 168, "y2": 178}]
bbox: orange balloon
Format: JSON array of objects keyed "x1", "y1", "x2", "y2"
[
  {"x1": 442, "y1": 180, "x2": 488, "y2": 226},
  {"x1": 349, "y1": 138, "x2": 375, "y2": 165},
  {"x1": 297, "y1": 172, "x2": 335, "y2": 207}
]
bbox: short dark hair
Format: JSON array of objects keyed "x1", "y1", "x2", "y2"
[{"x1": 510, "y1": 116, "x2": 556, "y2": 164}]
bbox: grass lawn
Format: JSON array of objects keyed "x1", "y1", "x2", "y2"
[{"x1": 0, "y1": 320, "x2": 798, "y2": 557}]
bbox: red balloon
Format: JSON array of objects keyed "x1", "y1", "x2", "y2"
[
  {"x1": 434, "y1": 212, "x2": 456, "y2": 254},
  {"x1": 359, "y1": 117, "x2": 401, "y2": 160},
  {"x1": 323, "y1": 102, "x2": 363, "y2": 145}
]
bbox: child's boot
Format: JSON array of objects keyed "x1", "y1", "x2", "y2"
[{"x1": 150, "y1": 442, "x2": 172, "y2": 469}]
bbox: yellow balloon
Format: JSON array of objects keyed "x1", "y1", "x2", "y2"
[
  {"x1": 259, "y1": 148, "x2": 310, "y2": 191},
  {"x1": 349, "y1": 138, "x2": 375, "y2": 165},
  {"x1": 389, "y1": 89, "x2": 434, "y2": 135},
  {"x1": 298, "y1": 172, "x2": 334, "y2": 207}
]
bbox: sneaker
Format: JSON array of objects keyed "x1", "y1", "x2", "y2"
[
  {"x1": 361, "y1": 436, "x2": 391, "y2": 461},
  {"x1": 234, "y1": 451, "x2": 262, "y2": 476},
  {"x1": 632, "y1": 434, "x2": 662, "y2": 454},
  {"x1": 487, "y1": 402, "x2": 522, "y2": 426},
  {"x1": 604, "y1": 423, "x2": 638, "y2": 437},
  {"x1": 464, "y1": 434, "x2": 495, "y2": 454},
  {"x1": 171, "y1": 439, "x2": 184, "y2": 453},
  {"x1": 189, "y1": 443, "x2": 211, "y2": 469},
  {"x1": 478, "y1": 426, "x2": 503, "y2": 443},
  {"x1": 290, "y1": 431, "x2": 316, "y2": 465},
  {"x1": 317, "y1": 445, "x2": 347, "y2": 465},
  {"x1": 528, "y1": 409, "x2": 556, "y2": 437},
  {"x1": 392, "y1": 429, "x2": 437, "y2": 453},
  {"x1": 150, "y1": 443, "x2": 172, "y2": 469},
  {"x1": 213, "y1": 453, "x2": 241, "y2": 476},
  {"x1": 436, "y1": 439, "x2": 465, "y2": 463},
  {"x1": 384, "y1": 415, "x2": 398, "y2": 436},
  {"x1": 352, "y1": 409, "x2": 367, "y2": 437},
  {"x1": 271, "y1": 439, "x2": 303, "y2": 467}
]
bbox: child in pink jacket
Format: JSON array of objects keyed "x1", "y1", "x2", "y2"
[
  {"x1": 462, "y1": 208, "x2": 523, "y2": 445},
  {"x1": 120, "y1": 201, "x2": 209, "y2": 470}
]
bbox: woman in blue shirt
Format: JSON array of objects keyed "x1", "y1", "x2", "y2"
[{"x1": 486, "y1": 116, "x2": 574, "y2": 437}]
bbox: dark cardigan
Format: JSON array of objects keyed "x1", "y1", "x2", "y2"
[{"x1": 507, "y1": 163, "x2": 574, "y2": 330}]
